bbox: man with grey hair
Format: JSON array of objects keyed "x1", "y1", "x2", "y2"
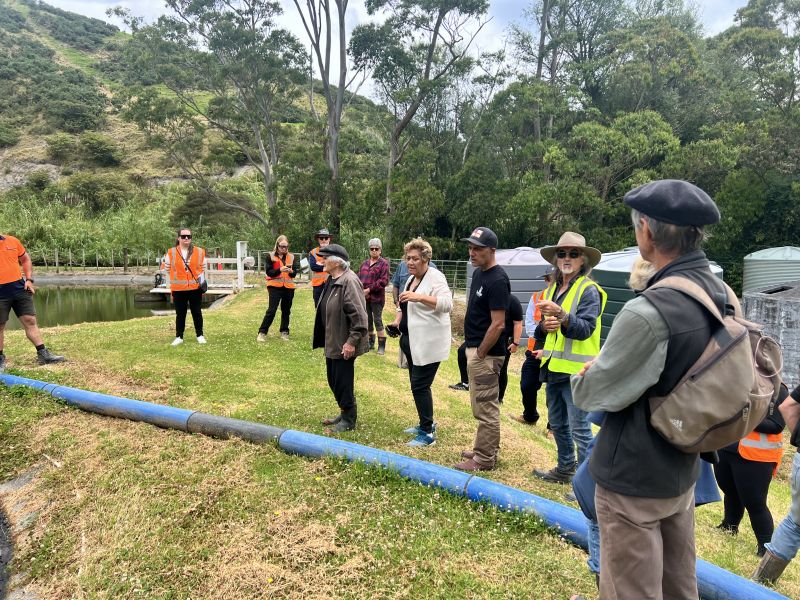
[
  {"x1": 357, "y1": 237, "x2": 390, "y2": 355},
  {"x1": 571, "y1": 179, "x2": 721, "y2": 599}
]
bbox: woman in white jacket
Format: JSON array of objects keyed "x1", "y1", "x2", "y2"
[{"x1": 389, "y1": 238, "x2": 452, "y2": 447}]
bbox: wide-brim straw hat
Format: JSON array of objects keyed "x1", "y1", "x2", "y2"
[{"x1": 540, "y1": 232, "x2": 602, "y2": 268}]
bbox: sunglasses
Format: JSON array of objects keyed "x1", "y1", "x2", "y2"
[
  {"x1": 179, "y1": 234, "x2": 192, "y2": 239},
  {"x1": 556, "y1": 249, "x2": 582, "y2": 259},
  {"x1": 278, "y1": 244, "x2": 288, "y2": 249},
  {"x1": 369, "y1": 247, "x2": 381, "y2": 251}
]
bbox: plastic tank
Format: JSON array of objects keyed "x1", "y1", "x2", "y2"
[{"x1": 742, "y1": 247, "x2": 800, "y2": 293}]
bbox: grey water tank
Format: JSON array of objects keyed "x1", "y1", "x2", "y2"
[
  {"x1": 742, "y1": 281, "x2": 800, "y2": 388},
  {"x1": 591, "y1": 248, "x2": 723, "y2": 343},
  {"x1": 743, "y1": 247, "x2": 800, "y2": 292}
]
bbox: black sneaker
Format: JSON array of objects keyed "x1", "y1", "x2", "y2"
[
  {"x1": 37, "y1": 348, "x2": 65, "y2": 365},
  {"x1": 448, "y1": 382, "x2": 469, "y2": 391},
  {"x1": 0, "y1": 354, "x2": 6, "y2": 372},
  {"x1": 533, "y1": 465, "x2": 577, "y2": 484}
]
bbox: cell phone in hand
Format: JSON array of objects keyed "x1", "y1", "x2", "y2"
[{"x1": 386, "y1": 324, "x2": 400, "y2": 338}]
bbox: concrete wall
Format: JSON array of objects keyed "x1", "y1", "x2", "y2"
[{"x1": 743, "y1": 281, "x2": 800, "y2": 388}]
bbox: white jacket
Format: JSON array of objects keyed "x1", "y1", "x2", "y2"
[{"x1": 403, "y1": 267, "x2": 452, "y2": 366}]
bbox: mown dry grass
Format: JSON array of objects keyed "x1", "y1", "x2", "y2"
[{"x1": 0, "y1": 286, "x2": 798, "y2": 599}]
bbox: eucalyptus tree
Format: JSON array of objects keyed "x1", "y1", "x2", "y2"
[
  {"x1": 349, "y1": 0, "x2": 490, "y2": 243},
  {"x1": 112, "y1": 1, "x2": 306, "y2": 229}
]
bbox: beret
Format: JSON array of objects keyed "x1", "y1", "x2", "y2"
[
  {"x1": 624, "y1": 179, "x2": 720, "y2": 226},
  {"x1": 317, "y1": 243, "x2": 349, "y2": 261}
]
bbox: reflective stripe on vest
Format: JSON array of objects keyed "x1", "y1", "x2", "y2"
[
  {"x1": 540, "y1": 276, "x2": 606, "y2": 375},
  {"x1": 527, "y1": 290, "x2": 545, "y2": 352},
  {"x1": 739, "y1": 431, "x2": 783, "y2": 471},
  {"x1": 266, "y1": 253, "x2": 296, "y2": 289},
  {"x1": 168, "y1": 247, "x2": 205, "y2": 292},
  {"x1": 310, "y1": 248, "x2": 328, "y2": 286}
]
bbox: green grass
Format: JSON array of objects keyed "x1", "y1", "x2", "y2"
[{"x1": 1, "y1": 287, "x2": 798, "y2": 598}]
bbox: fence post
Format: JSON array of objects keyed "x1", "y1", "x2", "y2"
[
  {"x1": 123, "y1": 247, "x2": 129, "y2": 273},
  {"x1": 54, "y1": 249, "x2": 59, "y2": 273},
  {"x1": 95, "y1": 250, "x2": 99, "y2": 270},
  {"x1": 82, "y1": 248, "x2": 86, "y2": 269},
  {"x1": 68, "y1": 249, "x2": 72, "y2": 271},
  {"x1": 111, "y1": 249, "x2": 114, "y2": 271}
]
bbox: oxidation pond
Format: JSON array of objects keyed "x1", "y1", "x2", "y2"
[{"x1": 4, "y1": 286, "x2": 162, "y2": 330}]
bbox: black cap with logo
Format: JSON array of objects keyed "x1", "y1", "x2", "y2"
[{"x1": 460, "y1": 227, "x2": 498, "y2": 248}]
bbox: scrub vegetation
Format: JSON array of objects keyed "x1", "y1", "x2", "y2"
[{"x1": 0, "y1": 288, "x2": 798, "y2": 599}]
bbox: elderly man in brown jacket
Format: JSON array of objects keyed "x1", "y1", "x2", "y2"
[{"x1": 312, "y1": 243, "x2": 369, "y2": 433}]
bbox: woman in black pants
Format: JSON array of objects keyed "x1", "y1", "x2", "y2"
[
  {"x1": 164, "y1": 228, "x2": 206, "y2": 346},
  {"x1": 257, "y1": 235, "x2": 298, "y2": 342},
  {"x1": 714, "y1": 384, "x2": 788, "y2": 555}
]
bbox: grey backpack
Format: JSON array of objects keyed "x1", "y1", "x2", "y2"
[{"x1": 646, "y1": 277, "x2": 783, "y2": 454}]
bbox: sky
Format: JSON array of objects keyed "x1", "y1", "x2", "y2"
[{"x1": 44, "y1": 0, "x2": 751, "y2": 95}]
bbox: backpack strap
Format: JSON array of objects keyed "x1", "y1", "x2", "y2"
[{"x1": 648, "y1": 276, "x2": 727, "y2": 325}]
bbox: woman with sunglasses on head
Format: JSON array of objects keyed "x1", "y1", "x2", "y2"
[
  {"x1": 357, "y1": 238, "x2": 390, "y2": 354},
  {"x1": 164, "y1": 228, "x2": 207, "y2": 346},
  {"x1": 257, "y1": 235, "x2": 298, "y2": 342}
]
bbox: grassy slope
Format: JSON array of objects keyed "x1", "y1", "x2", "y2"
[{"x1": 1, "y1": 286, "x2": 798, "y2": 598}]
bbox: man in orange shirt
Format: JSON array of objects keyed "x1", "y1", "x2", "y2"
[{"x1": 0, "y1": 234, "x2": 65, "y2": 370}]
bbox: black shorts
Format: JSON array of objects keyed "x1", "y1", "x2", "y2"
[{"x1": 0, "y1": 291, "x2": 36, "y2": 324}]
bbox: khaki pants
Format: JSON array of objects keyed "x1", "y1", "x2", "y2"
[
  {"x1": 466, "y1": 347, "x2": 504, "y2": 467},
  {"x1": 595, "y1": 483, "x2": 698, "y2": 600}
]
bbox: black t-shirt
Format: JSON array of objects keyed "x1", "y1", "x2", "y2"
[
  {"x1": 504, "y1": 295, "x2": 523, "y2": 342},
  {"x1": 464, "y1": 265, "x2": 510, "y2": 356}
]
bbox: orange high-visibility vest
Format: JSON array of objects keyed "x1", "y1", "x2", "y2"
[
  {"x1": 739, "y1": 431, "x2": 783, "y2": 475},
  {"x1": 527, "y1": 289, "x2": 547, "y2": 351},
  {"x1": 309, "y1": 247, "x2": 328, "y2": 286},
  {"x1": 266, "y1": 253, "x2": 296, "y2": 289},
  {"x1": 168, "y1": 246, "x2": 205, "y2": 292}
]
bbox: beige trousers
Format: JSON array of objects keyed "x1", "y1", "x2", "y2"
[
  {"x1": 595, "y1": 483, "x2": 698, "y2": 600},
  {"x1": 466, "y1": 347, "x2": 504, "y2": 467}
]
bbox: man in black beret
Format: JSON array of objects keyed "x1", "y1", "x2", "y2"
[{"x1": 571, "y1": 180, "x2": 721, "y2": 599}]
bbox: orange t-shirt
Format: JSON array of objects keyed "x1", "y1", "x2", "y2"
[{"x1": 0, "y1": 235, "x2": 26, "y2": 285}]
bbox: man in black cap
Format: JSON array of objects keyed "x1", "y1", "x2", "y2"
[
  {"x1": 454, "y1": 226, "x2": 510, "y2": 472},
  {"x1": 309, "y1": 228, "x2": 332, "y2": 306},
  {"x1": 571, "y1": 179, "x2": 721, "y2": 599}
]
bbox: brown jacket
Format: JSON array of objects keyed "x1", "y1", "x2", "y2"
[{"x1": 312, "y1": 268, "x2": 369, "y2": 359}]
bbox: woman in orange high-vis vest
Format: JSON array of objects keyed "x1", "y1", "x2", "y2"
[
  {"x1": 164, "y1": 228, "x2": 206, "y2": 346},
  {"x1": 309, "y1": 228, "x2": 332, "y2": 306},
  {"x1": 257, "y1": 235, "x2": 298, "y2": 342},
  {"x1": 714, "y1": 383, "x2": 788, "y2": 556}
]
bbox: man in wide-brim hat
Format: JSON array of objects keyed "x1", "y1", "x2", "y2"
[{"x1": 532, "y1": 231, "x2": 607, "y2": 485}]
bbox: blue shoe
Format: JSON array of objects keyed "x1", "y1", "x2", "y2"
[
  {"x1": 406, "y1": 432, "x2": 436, "y2": 447},
  {"x1": 403, "y1": 422, "x2": 437, "y2": 436}
]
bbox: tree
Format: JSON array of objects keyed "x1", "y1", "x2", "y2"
[
  {"x1": 113, "y1": 1, "x2": 306, "y2": 231},
  {"x1": 350, "y1": 0, "x2": 490, "y2": 243}
]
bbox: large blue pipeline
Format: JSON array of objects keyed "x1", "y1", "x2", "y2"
[{"x1": 0, "y1": 373, "x2": 787, "y2": 600}]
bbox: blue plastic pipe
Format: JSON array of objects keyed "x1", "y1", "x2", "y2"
[{"x1": 0, "y1": 374, "x2": 787, "y2": 600}]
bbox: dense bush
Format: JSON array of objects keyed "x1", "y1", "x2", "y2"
[
  {"x1": 45, "y1": 133, "x2": 76, "y2": 161},
  {"x1": 61, "y1": 172, "x2": 132, "y2": 214},
  {"x1": 22, "y1": 0, "x2": 118, "y2": 51},
  {"x1": 0, "y1": 122, "x2": 19, "y2": 147},
  {"x1": 79, "y1": 132, "x2": 122, "y2": 167}
]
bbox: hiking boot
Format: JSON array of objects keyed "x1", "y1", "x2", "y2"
[
  {"x1": 36, "y1": 348, "x2": 65, "y2": 365},
  {"x1": 753, "y1": 549, "x2": 790, "y2": 585},
  {"x1": 406, "y1": 431, "x2": 435, "y2": 447},
  {"x1": 171, "y1": 337, "x2": 184, "y2": 347},
  {"x1": 448, "y1": 382, "x2": 469, "y2": 391},
  {"x1": 377, "y1": 337, "x2": 386, "y2": 355},
  {"x1": 460, "y1": 450, "x2": 475, "y2": 459},
  {"x1": 453, "y1": 457, "x2": 494, "y2": 472},
  {"x1": 256, "y1": 332, "x2": 267, "y2": 343},
  {"x1": 197, "y1": 335, "x2": 207, "y2": 344},
  {"x1": 322, "y1": 413, "x2": 343, "y2": 426},
  {"x1": 281, "y1": 332, "x2": 289, "y2": 341},
  {"x1": 511, "y1": 414, "x2": 536, "y2": 425},
  {"x1": 325, "y1": 419, "x2": 356, "y2": 434},
  {"x1": 533, "y1": 465, "x2": 576, "y2": 484},
  {"x1": 0, "y1": 354, "x2": 6, "y2": 372}
]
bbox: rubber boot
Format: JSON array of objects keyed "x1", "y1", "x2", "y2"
[
  {"x1": 321, "y1": 412, "x2": 343, "y2": 426},
  {"x1": 377, "y1": 337, "x2": 386, "y2": 355},
  {"x1": 331, "y1": 404, "x2": 357, "y2": 432},
  {"x1": 752, "y1": 549, "x2": 790, "y2": 585},
  {"x1": 368, "y1": 334, "x2": 376, "y2": 351}
]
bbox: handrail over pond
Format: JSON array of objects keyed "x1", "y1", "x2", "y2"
[{"x1": 0, "y1": 374, "x2": 787, "y2": 600}]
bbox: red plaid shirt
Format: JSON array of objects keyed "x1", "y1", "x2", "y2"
[{"x1": 358, "y1": 257, "x2": 390, "y2": 304}]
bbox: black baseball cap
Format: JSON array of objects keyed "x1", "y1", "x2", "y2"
[
  {"x1": 316, "y1": 243, "x2": 349, "y2": 261},
  {"x1": 460, "y1": 226, "x2": 498, "y2": 248}
]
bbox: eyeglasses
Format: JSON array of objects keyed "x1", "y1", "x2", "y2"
[
  {"x1": 556, "y1": 249, "x2": 582, "y2": 259},
  {"x1": 179, "y1": 234, "x2": 192, "y2": 239},
  {"x1": 278, "y1": 244, "x2": 288, "y2": 249},
  {"x1": 369, "y1": 247, "x2": 381, "y2": 251},
  {"x1": 318, "y1": 236, "x2": 330, "y2": 240}
]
